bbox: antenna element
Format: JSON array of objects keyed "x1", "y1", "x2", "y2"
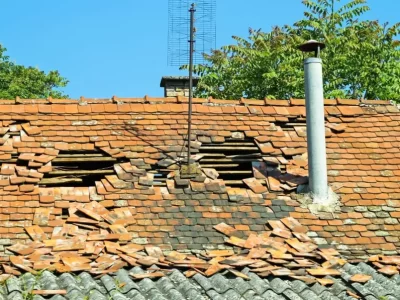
[{"x1": 168, "y1": 0, "x2": 216, "y2": 66}]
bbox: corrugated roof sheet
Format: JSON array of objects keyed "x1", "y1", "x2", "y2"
[{"x1": 1, "y1": 263, "x2": 400, "y2": 299}]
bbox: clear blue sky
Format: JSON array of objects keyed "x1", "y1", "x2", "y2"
[{"x1": 0, "y1": 0, "x2": 398, "y2": 98}]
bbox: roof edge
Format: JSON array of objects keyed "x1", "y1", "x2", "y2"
[{"x1": 1, "y1": 96, "x2": 397, "y2": 108}]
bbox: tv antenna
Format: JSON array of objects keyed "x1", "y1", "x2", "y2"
[
  {"x1": 168, "y1": 0, "x2": 216, "y2": 67},
  {"x1": 167, "y1": 0, "x2": 216, "y2": 166}
]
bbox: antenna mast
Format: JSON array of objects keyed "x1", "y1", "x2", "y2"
[
  {"x1": 167, "y1": 0, "x2": 216, "y2": 167},
  {"x1": 187, "y1": 3, "x2": 195, "y2": 166}
]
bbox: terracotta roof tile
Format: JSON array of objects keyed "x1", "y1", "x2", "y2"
[
  {"x1": 77, "y1": 104, "x2": 91, "y2": 113},
  {"x1": 240, "y1": 98, "x2": 265, "y2": 106},
  {"x1": 337, "y1": 99, "x2": 360, "y2": 105},
  {"x1": 177, "y1": 95, "x2": 208, "y2": 103},
  {"x1": 248, "y1": 106, "x2": 263, "y2": 114},
  {"x1": 90, "y1": 104, "x2": 105, "y2": 113},
  {"x1": 290, "y1": 98, "x2": 305, "y2": 106},
  {"x1": 261, "y1": 106, "x2": 276, "y2": 114},
  {"x1": 234, "y1": 106, "x2": 249, "y2": 114},
  {"x1": 324, "y1": 99, "x2": 337, "y2": 105},
  {"x1": 265, "y1": 99, "x2": 289, "y2": 106}
]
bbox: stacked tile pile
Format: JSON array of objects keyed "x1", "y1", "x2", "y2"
[{"x1": 1, "y1": 202, "x2": 399, "y2": 284}]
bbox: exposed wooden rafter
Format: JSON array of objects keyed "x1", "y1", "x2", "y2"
[{"x1": 48, "y1": 170, "x2": 115, "y2": 176}]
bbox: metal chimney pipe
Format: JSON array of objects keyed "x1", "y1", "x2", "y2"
[{"x1": 298, "y1": 40, "x2": 328, "y2": 201}]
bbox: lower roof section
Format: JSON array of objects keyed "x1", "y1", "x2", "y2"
[{"x1": 1, "y1": 263, "x2": 399, "y2": 300}]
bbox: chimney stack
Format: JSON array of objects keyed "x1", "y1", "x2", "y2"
[
  {"x1": 298, "y1": 40, "x2": 328, "y2": 202},
  {"x1": 160, "y1": 76, "x2": 199, "y2": 97}
]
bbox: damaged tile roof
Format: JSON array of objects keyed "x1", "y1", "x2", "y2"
[
  {"x1": 0, "y1": 95, "x2": 399, "y2": 288},
  {"x1": 0, "y1": 96, "x2": 398, "y2": 257}
]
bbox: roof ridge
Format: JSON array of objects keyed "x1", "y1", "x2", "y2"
[{"x1": 0, "y1": 96, "x2": 395, "y2": 108}]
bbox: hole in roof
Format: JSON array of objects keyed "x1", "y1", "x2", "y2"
[
  {"x1": 149, "y1": 168, "x2": 170, "y2": 187},
  {"x1": 275, "y1": 118, "x2": 307, "y2": 130},
  {"x1": 196, "y1": 133, "x2": 308, "y2": 193},
  {"x1": 40, "y1": 150, "x2": 128, "y2": 187},
  {"x1": 198, "y1": 136, "x2": 261, "y2": 188},
  {"x1": 61, "y1": 208, "x2": 69, "y2": 218}
]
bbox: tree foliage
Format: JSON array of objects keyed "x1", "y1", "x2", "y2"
[
  {"x1": 189, "y1": 0, "x2": 400, "y2": 100},
  {"x1": 0, "y1": 45, "x2": 68, "y2": 99}
]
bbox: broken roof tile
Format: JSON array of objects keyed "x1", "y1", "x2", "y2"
[
  {"x1": 243, "y1": 177, "x2": 268, "y2": 194},
  {"x1": 337, "y1": 105, "x2": 364, "y2": 116}
]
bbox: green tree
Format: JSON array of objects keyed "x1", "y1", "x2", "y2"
[
  {"x1": 190, "y1": 0, "x2": 400, "y2": 100},
  {"x1": 0, "y1": 45, "x2": 68, "y2": 99}
]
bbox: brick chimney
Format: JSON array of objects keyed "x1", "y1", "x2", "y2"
[{"x1": 160, "y1": 76, "x2": 199, "y2": 97}]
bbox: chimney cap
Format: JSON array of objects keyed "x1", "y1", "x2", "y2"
[{"x1": 297, "y1": 40, "x2": 326, "y2": 53}]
